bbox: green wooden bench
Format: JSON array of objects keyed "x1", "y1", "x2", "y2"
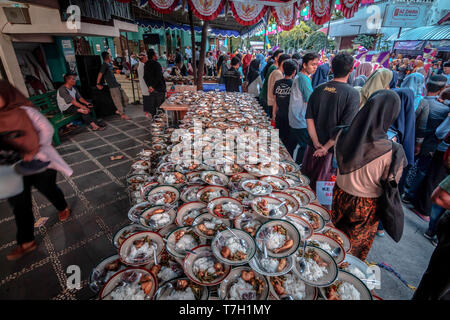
[{"x1": 29, "y1": 91, "x2": 96, "y2": 146}]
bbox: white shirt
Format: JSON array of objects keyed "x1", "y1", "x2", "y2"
[{"x1": 137, "y1": 61, "x2": 149, "y2": 96}]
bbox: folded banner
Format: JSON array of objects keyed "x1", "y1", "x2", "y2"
[
  {"x1": 340, "y1": 0, "x2": 361, "y2": 19},
  {"x1": 229, "y1": 1, "x2": 268, "y2": 26},
  {"x1": 376, "y1": 51, "x2": 390, "y2": 68},
  {"x1": 147, "y1": 0, "x2": 179, "y2": 13},
  {"x1": 271, "y1": 4, "x2": 296, "y2": 31},
  {"x1": 310, "y1": 0, "x2": 334, "y2": 25},
  {"x1": 187, "y1": 0, "x2": 226, "y2": 21}
]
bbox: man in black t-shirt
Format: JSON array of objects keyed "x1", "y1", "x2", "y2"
[
  {"x1": 224, "y1": 57, "x2": 242, "y2": 93},
  {"x1": 303, "y1": 52, "x2": 360, "y2": 190},
  {"x1": 273, "y1": 59, "x2": 297, "y2": 149}
]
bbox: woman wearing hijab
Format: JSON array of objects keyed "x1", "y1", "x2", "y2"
[
  {"x1": 332, "y1": 90, "x2": 407, "y2": 260},
  {"x1": 311, "y1": 63, "x2": 330, "y2": 88},
  {"x1": 359, "y1": 68, "x2": 393, "y2": 107},
  {"x1": 391, "y1": 88, "x2": 416, "y2": 169},
  {"x1": 256, "y1": 53, "x2": 267, "y2": 81},
  {"x1": 355, "y1": 62, "x2": 373, "y2": 78},
  {"x1": 401, "y1": 72, "x2": 425, "y2": 110},
  {"x1": 246, "y1": 59, "x2": 263, "y2": 98},
  {"x1": 0, "y1": 81, "x2": 72, "y2": 261}
]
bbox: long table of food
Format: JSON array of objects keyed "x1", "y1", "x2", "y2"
[{"x1": 90, "y1": 92, "x2": 379, "y2": 301}]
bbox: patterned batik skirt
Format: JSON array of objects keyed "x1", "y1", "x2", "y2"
[{"x1": 331, "y1": 184, "x2": 380, "y2": 261}]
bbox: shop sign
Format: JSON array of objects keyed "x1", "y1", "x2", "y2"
[{"x1": 383, "y1": 4, "x2": 429, "y2": 28}]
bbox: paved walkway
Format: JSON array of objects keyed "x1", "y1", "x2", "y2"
[{"x1": 0, "y1": 104, "x2": 435, "y2": 299}]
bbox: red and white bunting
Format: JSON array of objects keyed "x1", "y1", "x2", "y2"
[
  {"x1": 229, "y1": 1, "x2": 268, "y2": 26},
  {"x1": 271, "y1": 4, "x2": 296, "y2": 31},
  {"x1": 340, "y1": 0, "x2": 361, "y2": 19},
  {"x1": 187, "y1": 0, "x2": 226, "y2": 21},
  {"x1": 310, "y1": 0, "x2": 334, "y2": 25},
  {"x1": 147, "y1": 0, "x2": 179, "y2": 14}
]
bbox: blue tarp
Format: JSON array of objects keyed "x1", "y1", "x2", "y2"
[{"x1": 202, "y1": 83, "x2": 226, "y2": 92}]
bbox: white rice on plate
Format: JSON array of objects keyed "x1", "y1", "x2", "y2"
[
  {"x1": 295, "y1": 254, "x2": 328, "y2": 281},
  {"x1": 337, "y1": 282, "x2": 361, "y2": 300},
  {"x1": 148, "y1": 213, "x2": 171, "y2": 228},
  {"x1": 222, "y1": 202, "x2": 240, "y2": 215},
  {"x1": 127, "y1": 242, "x2": 152, "y2": 263},
  {"x1": 158, "y1": 266, "x2": 181, "y2": 282},
  {"x1": 108, "y1": 283, "x2": 146, "y2": 300},
  {"x1": 265, "y1": 231, "x2": 286, "y2": 251},
  {"x1": 193, "y1": 257, "x2": 216, "y2": 275},
  {"x1": 165, "y1": 287, "x2": 196, "y2": 300},
  {"x1": 283, "y1": 273, "x2": 307, "y2": 300},
  {"x1": 228, "y1": 278, "x2": 256, "y2": 300},
  {"x1": 259, "y1": 257, "x2": 280, "y2": 273},
  {"x1": 224, "y1": 237, "x2": 247, "y2": 255},
  {"x1": 175, "y1": 234, "x2": 197, "y2": 252},
  {"x1": 203, "y1": 217, "x2": 224, "y2": 230}
]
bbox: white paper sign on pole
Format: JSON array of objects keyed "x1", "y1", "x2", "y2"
[{"x1": 316, "y1": 181, "x2": 335, "y2": 206}]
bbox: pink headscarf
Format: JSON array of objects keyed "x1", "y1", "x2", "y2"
[{"x1": 355, "y1": 62, "x2": 373, "y2": 78}]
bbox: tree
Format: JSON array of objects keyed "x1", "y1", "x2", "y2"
[
  {"x1": 352, "y1": 34, "x2": 375, "y2": 50},
  {"x1": 279, "y1": 22, "x2": 313, "y2": 51},
  {"x1": 303, "y1": 31, "x2": 335, "y2": 52}
]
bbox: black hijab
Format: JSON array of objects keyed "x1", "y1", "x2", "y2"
[
  {"x1": 246, "y1": 59, "x2": 260, "y2": 84},
  {"x1": 336, "y1": 90, "x2": 403, "y2": 175}
]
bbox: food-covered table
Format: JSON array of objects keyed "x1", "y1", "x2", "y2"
[{"x1": 90, "y1": 92, "x2": 377, "y2": 301}]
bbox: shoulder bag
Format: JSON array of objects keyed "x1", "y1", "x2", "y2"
[{"x1": 377, "y1": 142, "x2": 407, "y2": 242}]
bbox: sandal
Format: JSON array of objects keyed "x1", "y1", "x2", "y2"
[
  {"x1": 59, "y1": 207, "x2": 71, "y2": 222},
  {"x1": 7, "y1": 241, "x2": 37, "y2": 261},
  {"x1": 376, "y1": 230, "x2": 385, "y2": 237},
  {"x1": 92, "y1": 126, "x2": 106, "y2": 131}
]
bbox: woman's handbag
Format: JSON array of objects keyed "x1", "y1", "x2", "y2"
[
  {"x1": 377, "y1": 142, "x2": 406, "y2": 242},
  {"x1": 0, "y1": 131, "x2": 24, "y2": 199}
]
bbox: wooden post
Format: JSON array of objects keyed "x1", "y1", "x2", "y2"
[
  {"x1": 188, "y1": 7, "x2": 197, "y2": 85},
  {"x1": 197, "y1": 21, "x2": 209, "y2": 91},
  {"x1": 264, "y1": 21, "x2": 267, "y2": 54},
  {"x1": 125, "y1": 32, "x2": 138, "y2": 104}
]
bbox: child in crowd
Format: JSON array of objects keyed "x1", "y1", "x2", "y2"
[{"x1": 273, "y1": 59, "x2": 298, "y2": 148}]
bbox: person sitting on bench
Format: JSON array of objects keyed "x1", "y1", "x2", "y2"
[{"x1": 57, "y1": 74, "x2": 105, "y2": 131}]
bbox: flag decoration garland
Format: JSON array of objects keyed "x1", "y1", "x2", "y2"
[
  {"x1": 271, "y1": 5, "x2": 296, "y2": 31},
  {"x1": 187, "y1": 0, "x2": 226, "y2": 21},
  {"x1": 116, "y1": 0, "x2": 362, "y2": 30},
  {"x1": 340, "y1": 0, "x2": 361, "y2": 19},
  {"x1": 147, "y1": 0, "x2": 179, "y2": 13},
  {"x1": 229, "y1": 1, "x2": 268, "y2": 26},
  {"x1": 310, "y1": 0, "x2": 334, "y2": 25}
]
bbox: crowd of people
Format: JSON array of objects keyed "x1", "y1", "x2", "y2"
[
  {"x1": 207, "y1": 48, "x2": 449, "y2": 299},
  {"x1": 1, "y1": 43, "x2": 449, "y2": 299}
]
